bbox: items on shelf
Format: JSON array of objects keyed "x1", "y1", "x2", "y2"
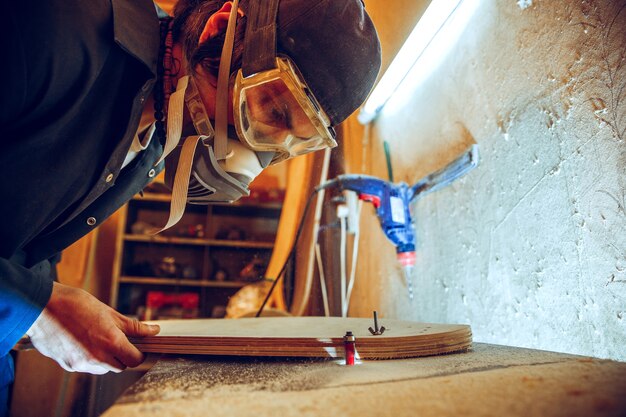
[
  {"x1": 210, "y1": 256, "x2": 229, "y2": 282},
  {"x1": 181, "y1": 265, "x2": 200, "y2": 280},
  {"x1": 144, "y1": 291, "x2": 199, "y2": 320},
  {"x1": 239, "y1": 255, "x2": 268, "y2": 282},
  {"x1": 212, "y1": 268, "x2": 228, "y2": 282},
  {"x1": 215, "y1": 226, "x2": 246, "y2": 241},
  {"x1": 211, "y1": 305, "x2": 227, "y2": 318},
  {"x1": 128, "y1": 258, "x2": 199, "y2": 280},
  {"x1": 130, "y1": 221, "x2": 155, "y2": 235},
  {"x1": 131, "y1": 220, "x2": 205, "y2": 238},
  {"x1": 154, "y1": 256, "x2": 179, "y2": 278},
  {"x1": 112, "y1": 189, "x2": 282, "y2": 318},
  {"x1": 176, "y1": 224, "x2": 205, "y2": 238}
]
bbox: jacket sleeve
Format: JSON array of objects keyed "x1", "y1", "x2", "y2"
[{"x1": 0, "y1": 257, "x2": 53, "y2": 356}]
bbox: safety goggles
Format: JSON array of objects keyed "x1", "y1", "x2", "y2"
[{"x1": 233, "y1": 56, "x2": 337, "y2": 165}]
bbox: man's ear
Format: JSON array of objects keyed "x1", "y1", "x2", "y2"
[{"x1": 198, "y1": 2, "x2": 244, "y2": 45}]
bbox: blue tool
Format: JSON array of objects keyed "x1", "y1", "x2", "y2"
[{"x1": 318, "y1": 144, "x2": 479, "y2": 299}]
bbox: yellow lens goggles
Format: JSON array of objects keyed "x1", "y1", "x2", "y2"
[{"x1": 233, "y1": 57, "x2": 337, "y2": 164}]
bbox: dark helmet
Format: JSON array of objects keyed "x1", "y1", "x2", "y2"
[{"x1": 240, "y1": 0, "x2": 382, "y2": 125}]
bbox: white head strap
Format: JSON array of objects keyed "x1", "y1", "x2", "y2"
[
  {"x1": 214, "y1": 0, "x2": 240, "y2": 160},
  {"x1": 149, "y1": 1, "x2": 240, "y2": 234}
]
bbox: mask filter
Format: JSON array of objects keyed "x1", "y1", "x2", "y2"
[{"x1": 165, "y1": 132, "x2": 271, "y2": 205}]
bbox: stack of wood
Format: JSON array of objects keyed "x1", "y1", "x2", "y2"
[{"x1": 131, "y1": 317, "x2": 472, "y2": 359}]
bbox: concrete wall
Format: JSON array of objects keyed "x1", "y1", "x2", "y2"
[{"x1": 348, "y1": 0, "x2": 626, "y2": 361}]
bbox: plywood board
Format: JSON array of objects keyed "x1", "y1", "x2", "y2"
[{"x1": 131, "y1": 317, "x2": 472, "y2": 359}]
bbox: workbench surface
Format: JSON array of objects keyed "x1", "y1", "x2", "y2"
[{"x1": 103, "y1": 343, "x2": 626, "y2": 417}]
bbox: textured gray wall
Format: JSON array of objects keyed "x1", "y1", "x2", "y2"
[{"x1": 353, "y1": 0, "x2": 626, "y2": 360}]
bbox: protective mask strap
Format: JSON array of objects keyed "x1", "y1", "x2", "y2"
[
  {"x1": 156, "y1": 75, "x2": 190, "y2": 165},
  {"x1": 149, "y1": 134, "x2": 209, "y2": 234},
  {"x1": 149, "y1": 2, "x2": 238, "y2": 234},
  {"x1": 149, "y1": 75, "x2": 211, "y2": 233},
  {"x1": 241, "y1": 0, "x2": 279, "y2": 77},
  {"x1": 214, "y1": 0, "x2": 239, "y2": 161}
]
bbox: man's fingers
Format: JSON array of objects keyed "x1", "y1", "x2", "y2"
[
  {"x1": 109, "y1": 315, "x2": 159, "y2": 368},
  {"x1": 121, "y1": 316, "x2": 160, "y2": 337},
  {"x1": 113, "y1": 340, "x2": 146, "y2": 368},
  {"x1": 101, "y1": 357, "x2": 126, "y2": 374},
  {"x1": 29, "y1": 283, "x2": 159, "y2": 375}
]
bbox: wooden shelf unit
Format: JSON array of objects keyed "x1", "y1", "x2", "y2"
[
  {"x1": 110, "y1": 192, "x2": 282, "y2": 319},
  {"x1": 122, "y1": 234, "x2": 275, "y2": 249}
]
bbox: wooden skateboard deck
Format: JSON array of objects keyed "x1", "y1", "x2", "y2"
[{"x1": 131, "y1": 317, "x2": 472, "y2": 359}]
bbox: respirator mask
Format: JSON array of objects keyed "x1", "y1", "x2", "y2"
[
  {"x1": 154, "y1": 0, "x2": 336, "y2": 232},
  {"x1": 162, "y1": 76, "x2": 274, "y2": 205}
]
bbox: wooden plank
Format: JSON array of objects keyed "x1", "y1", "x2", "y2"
[
  {"x1": 124, "y1": 234, "x2": 275, "y2": 249},
  {"x1": 119, "y1": 277, "x2": 247, "y2": 288},
  {"x1": 131, "y1": 317, "x2": 472, "y2": 359},
  {"x1": 135, "y1": 193, "x2": 282, "y2": 211}
]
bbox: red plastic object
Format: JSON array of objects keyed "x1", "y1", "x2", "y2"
[
  {"x1": 358, "y1": 193, "x2": 381, "y2": 208},
  {"x1": 344, "y1": 331, "x2": 356, "y2": 366},
  {"x1": 397, "y1": 251, "x2": 416, "y2": 267},
  {"x1": 146, "y1": 291, "x2": 199, "y2": 310}
]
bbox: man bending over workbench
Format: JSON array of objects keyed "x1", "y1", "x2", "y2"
[{"x1": 0, "y1": 0, "x2": 381, "y2": 414}]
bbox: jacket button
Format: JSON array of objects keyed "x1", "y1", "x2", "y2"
[
  {"x1": 148, "y1": 169, "x2": 156, "y2": 178},
  {"x1": 105, "y1": 173, "x2": 114, "y2": 183},
  {"x1": 87, "y1": 217, "x2": 97, "y2": 226}
]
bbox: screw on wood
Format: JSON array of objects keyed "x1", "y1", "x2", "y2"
[{"x1": 368, "y1": 311, "x2": 386, "y2": 335}]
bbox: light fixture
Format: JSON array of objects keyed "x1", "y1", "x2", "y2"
[{"x1": 358, "y1": 0, "x2": 480, "y2": 124}]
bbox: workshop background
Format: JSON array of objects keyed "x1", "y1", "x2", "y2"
[
  {"x1": 344, "y1": 0, "x2": 625, "y2": 361},
  {"x1": 9, "y1": 0, "x2": 626, "y2": 415}
]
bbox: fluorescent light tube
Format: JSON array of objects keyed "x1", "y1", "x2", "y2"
[{"x1": 359, "y1": 0, "x2": 478, "y2": 124}]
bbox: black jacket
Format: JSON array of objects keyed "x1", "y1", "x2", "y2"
[{"x1": 0, "y1": 0, "x2": 163, "y2": 354}]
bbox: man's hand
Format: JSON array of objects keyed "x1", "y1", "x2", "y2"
[{"x1": 26, "y1": 282, "x2": 160, "y2": 374}]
